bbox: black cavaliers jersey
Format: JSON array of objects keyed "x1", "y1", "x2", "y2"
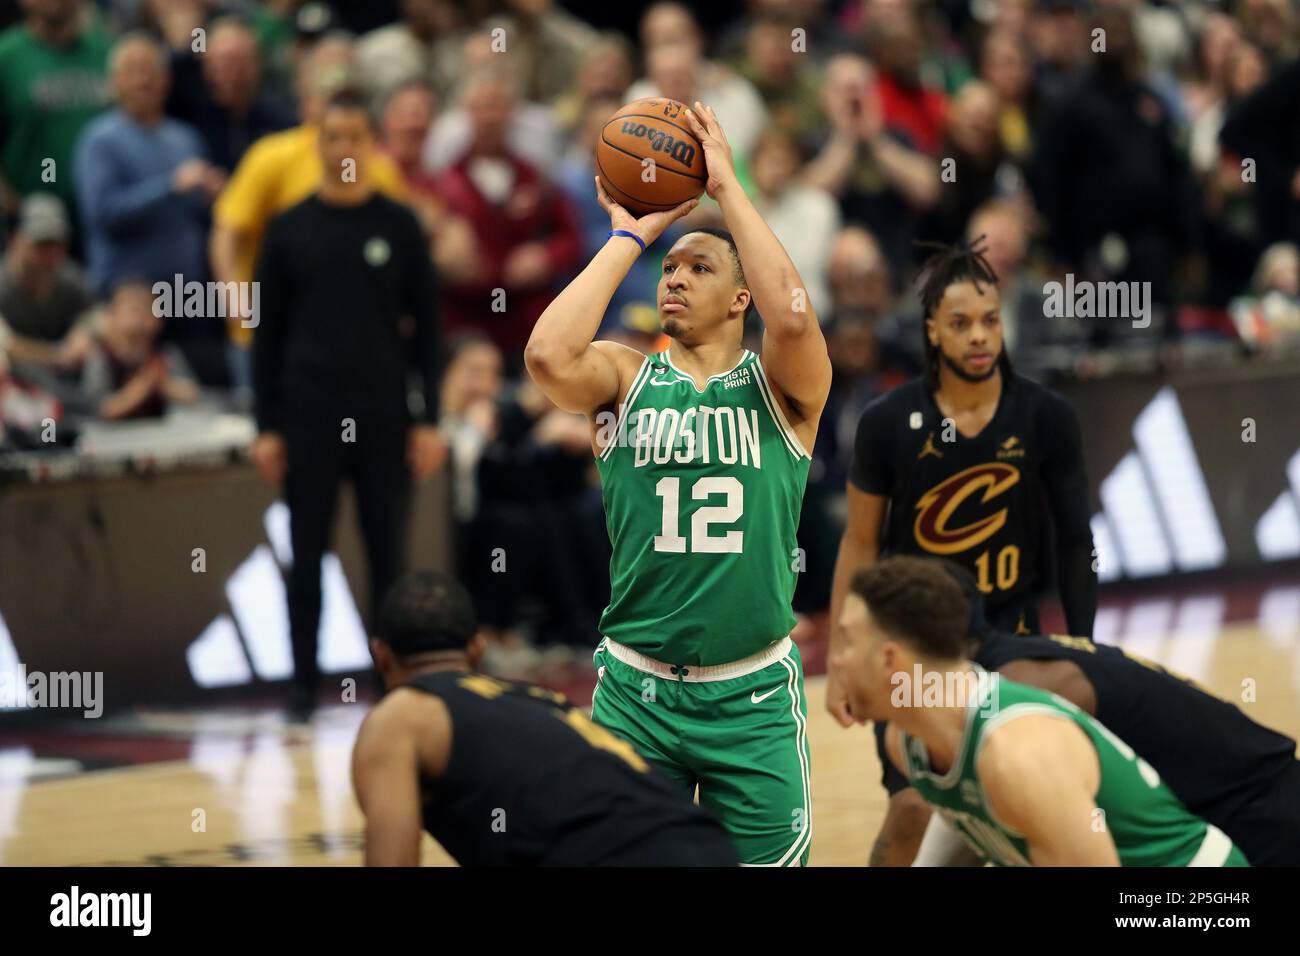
[
  {"x1": 873, "y1": 630, "x2": 1300, "y2": 863},
  {"x1": 850, "y1": 375, "x2": 1096, "y2": 634},
  {"x1": 404, "y1": 670, "x2": 732, "y2": 866},
  {"x1": 974, "y1": 632, "x2": 1298, "y2": 823}
]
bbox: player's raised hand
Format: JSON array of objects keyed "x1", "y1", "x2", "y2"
[
  {"x1": 683, "y1": 102, "x2": 739, "y2": 200},
  {"x1": 595, "y1": 176, "x2": 698, "y2": 247}
]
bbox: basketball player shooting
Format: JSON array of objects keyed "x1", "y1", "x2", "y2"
[{"x1": 524, "y1": 102, "x2": 832, "y2": 866}]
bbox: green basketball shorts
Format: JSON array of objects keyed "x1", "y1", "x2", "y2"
[{"x1": 590, "y1": 636, "x2": 812, "y2": 866}]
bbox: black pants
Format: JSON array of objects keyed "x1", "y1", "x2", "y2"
[
  {"x1": 1225, "y1": 760, "x2": 1300, "y2": 866},
  {"x1": 987, "y1": 596, "x2": 1041, "y2": 636},
  {"x1": 580, "y1": 821, "x2": 740, "y2": 867},
  {"x1": 459, "y1": 494, "x2": 603, "y2": 646},
  {"x1": 283, "y1": 415, "x2": 410, "y2": 695}
]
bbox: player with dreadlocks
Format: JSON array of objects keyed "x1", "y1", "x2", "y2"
[{"x1": 823, "y1": 237, "x2": 1097, "y2": 852}]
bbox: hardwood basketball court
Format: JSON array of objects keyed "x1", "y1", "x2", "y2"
[{"x1": 4, "y1": 579, "x2": 1298, "y2": 868}]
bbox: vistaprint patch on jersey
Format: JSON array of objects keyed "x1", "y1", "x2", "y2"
[{"x1": 722, "y1": 366, "x2": 753, "y2": 389}]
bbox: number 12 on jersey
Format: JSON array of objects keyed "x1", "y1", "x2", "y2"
[{"x1": 653, "y1": 476, "x2": 744, "y2": 554}]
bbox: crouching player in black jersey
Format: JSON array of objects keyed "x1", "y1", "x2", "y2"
[
  {"x1": 871, "y1": 561, "x2": 1300, "y2": 866},
  {"x1": 352, "y1": 571, "x2": 739, "y2": 866}
]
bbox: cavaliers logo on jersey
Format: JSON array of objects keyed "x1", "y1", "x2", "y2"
[{"x1": 913, "y1": 462, "x2": 1021, "y2": 555}]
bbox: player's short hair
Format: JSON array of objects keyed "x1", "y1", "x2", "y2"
[
  {"x1": 849, "y1": 556, "x2": 969, "y2": 660},
  {"x1": 322, "y1": 87, "x2": 374, "y2": 127},
  {"x1": 684, "y1": 228, "x2": 746, "y2": 285},
  {"x1": 914, "y1": 236, "x2": 1013, "y2": 389},
  {"x1": 378, "y1": 571, "x2": 479, "y2": 657}
]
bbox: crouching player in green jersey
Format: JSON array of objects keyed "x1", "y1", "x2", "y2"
[
  {"x1": 524, "y1": 103, "x2": 832, "y2": 865},
  {"x1": 833, "y1": 556, "x2": 1249, "y2": 867}
]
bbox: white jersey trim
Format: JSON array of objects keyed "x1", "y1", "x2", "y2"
[
  {"x1": 597, "y1": 355, "x2": 652, "y2": 462},
  {"x1": 661, "y1": 348, "x2": 750, "y2": 393},
  {"x1": 751, "y1": 357, "x2": 811, "y2": 460}
]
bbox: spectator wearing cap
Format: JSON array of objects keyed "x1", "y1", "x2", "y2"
[
  {"x1": 0, "y1": 0, "x2": 113, "y2": 233},
  {"x1": 209, "y1": 33, "x2": 408, "y2": 390},
  {"x1": 164, "y1": 16, "x2": 296, "y2": 173},
  {"x1": 75, "y1": 33, "x2": 222, "y2": 296},
  {"x1": 0, "y1": 194, "x2": 95, "y2": 370}
]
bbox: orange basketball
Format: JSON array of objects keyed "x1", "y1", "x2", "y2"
[{"x1": 596, "y1": 98, "x2": 706, "y2": 217}]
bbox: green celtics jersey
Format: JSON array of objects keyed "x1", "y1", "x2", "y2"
[
  {"x1": 594, "y1": 348, "x2": 811, "y2": 666},
  {"x1": 901, "y1": 671, "x2": 1248, "y2": 867}
]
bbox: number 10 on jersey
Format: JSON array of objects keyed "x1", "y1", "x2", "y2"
[{"x1": 653, "y1": 476, "x2": 744, "y2": 554}]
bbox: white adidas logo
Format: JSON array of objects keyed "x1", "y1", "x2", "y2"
[{"x1": 1090, "y1": 387, "x2": 1225, "y2": 581}]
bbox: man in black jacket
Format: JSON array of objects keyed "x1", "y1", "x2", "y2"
[{"x1": 251, "y1": 89, "x2": 445, "y2": 716}]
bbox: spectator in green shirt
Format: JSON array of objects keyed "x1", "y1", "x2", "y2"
[{"x1": 0, "y1": 0, "x2": 113, "y2": 239}]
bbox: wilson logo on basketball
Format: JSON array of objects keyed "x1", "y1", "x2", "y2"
[
  {"x1": 913, "y1": 462, "x2": 1021, "y2": 555},
  {"x1": 618, "y1": 121, "x2": 697, "y2": 167}
]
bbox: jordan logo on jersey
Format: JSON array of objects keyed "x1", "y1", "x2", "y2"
[
  {"x1": 917, "y1": 432, "x2": 944, "y2": 460},
  {"x1": 913, "y1": 462, "x2": 1021, "y2": 554}
]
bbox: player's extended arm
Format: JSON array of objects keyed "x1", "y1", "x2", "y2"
[
  {"x1": 351, "y1": 698, "x2": 428, "y2": 867},
  {"x1": 997, "y1": 658, "x2": 1099, "y2": 717},
  {"x1": 871, "y1": 787, "x2": 934, "y2": 866},
  {"x1": 826, "y1": 485, "x2": 888, "y2": 726},
  {"x1": 830, "y1": 486, "x2": 887, "y2": 651},
  {"x1": 980, "y1": 715, "x2": 1120, "y2": 866},
  {"x1": 524, "y1": 180, "x2": 697, "y2": 414},
  {"x1": 682, "y1": 103, "x2": 832, "y2": 417}
]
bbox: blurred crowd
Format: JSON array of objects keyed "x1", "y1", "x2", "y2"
[{"x1": 3, "y1": 0, "x2": 1300, "y2": 660}]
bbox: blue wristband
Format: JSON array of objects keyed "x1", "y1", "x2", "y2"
[{"x1": 608, "y1": 229, "x2": 646, "y2": 253}]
